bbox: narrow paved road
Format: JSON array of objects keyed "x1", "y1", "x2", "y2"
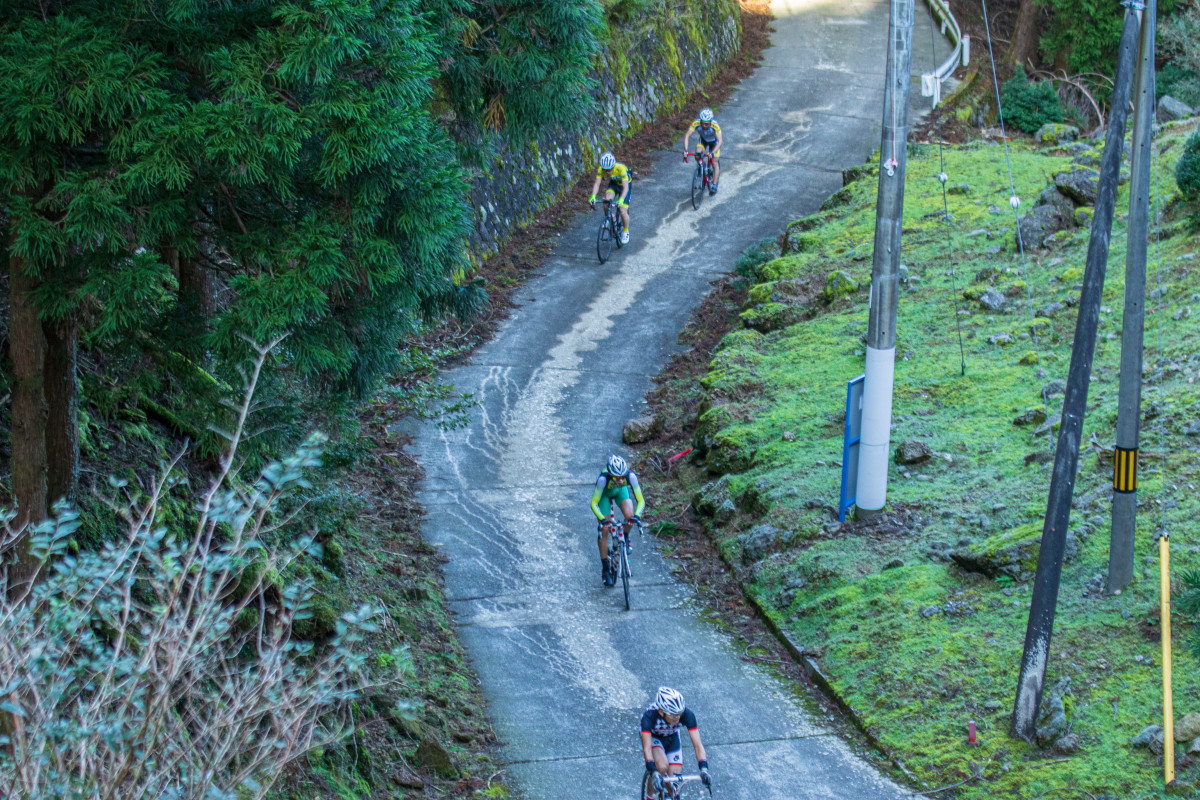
[{"x1": 414, "y1": 2, "x2": 952, "y2": 797}]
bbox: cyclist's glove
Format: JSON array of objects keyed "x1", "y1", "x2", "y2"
[
  {"x1": 617, "y1": 198, "x2": 629, "y2": 208},
  {"x1": 589, "y1": 194, "x2": 597, "y2": 204},
  {"x1": 700, "y1": 768, "x2": 711, "y2": 787},
  {"x1": 645, "y1": 760, "x2": 657, "y2": 774}
]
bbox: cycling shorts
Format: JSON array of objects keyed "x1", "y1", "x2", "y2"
[
  {"x1": 596, "y1": 486, "x2": 631, "y2": 519},
  {"x1": 606, "y1": 181, "x2": 632, "y2": 208},
  {"x1": 696, "y1": 139, "x2": 720, "y2": 158},
  {"x1": 650, "y1": 734, "x2": 684, "y2": 765}
]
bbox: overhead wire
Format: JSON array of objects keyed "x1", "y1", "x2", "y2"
[{"x1": 978, "y1": 0, "x2": 1054, "y2": 445}]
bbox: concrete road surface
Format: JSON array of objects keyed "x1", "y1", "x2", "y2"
[{"x1": 413, "y1": 1, "x2": 953, "y2": 797}]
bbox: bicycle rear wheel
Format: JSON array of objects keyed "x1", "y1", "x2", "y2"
[
  {"x1": 690, "y1": 164, "x2": 704, "y2": 210},
  {"x1": 597, "y1": 217, "x2": 614, "y2": 263},
  {"x1": 620, "y1": 540, "x2": 630, "y2": 610}
]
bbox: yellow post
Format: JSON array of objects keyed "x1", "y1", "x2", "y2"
[{"x1": 1159, "y1": 531, "x2": 1174, "y2": 785}]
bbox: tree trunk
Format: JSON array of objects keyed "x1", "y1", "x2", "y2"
[
  {"x1": 7, "y1": 240, "x2": 48, "y2": 597},
  {"x1": 43, "y1": 313, "x2": 79, "y2": 509},
  {"x1": 1005, "y1": 0, "x2": 1041, "y2": 69}
]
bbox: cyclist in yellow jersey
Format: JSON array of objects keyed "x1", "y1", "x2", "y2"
[
  {"x1": 589, "y1": 151, "x2": 632, "y2": 244},
  {"x1": 683, "y1": 107, "x2": 722, "y2": 194}
]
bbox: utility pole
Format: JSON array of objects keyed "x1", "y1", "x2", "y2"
[
  {"x1": 1011, "y1": 3, "x2": 1143, "y2": 741},
  {"x1": 1108, "y1": 0, "x2": 1156, "y2": 595},
  {"x1": 856, "y1": 0, "x2": 914, "y2": 518}
]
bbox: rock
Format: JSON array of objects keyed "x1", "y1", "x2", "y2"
[
  {"x1": 988, "y1": 204, "x2": 1004, "y2": 214},
  {"x1": 1190, "y1": 737, "x2": 1200, "y2": 755},
  {"x1": 1185, "y1": 421, "x2": 1200, "y2": 436},
  {"x1": 1036, "y1": 185, "x2": 1075, "y2": 214},
  {"x1": 976, "y1": 266, "x2": 999, "y2": 283},
  {"x1": 1157, "y1": 94, "x2": 1194, "y2": 123},
  {"x1": 947, "y1": 183, "x2": 971, "y2": 195},
  {"x1": 622, "y1": 415, "x2": 660, "y2": 444},
  {"x1": 988, "y1": 331, "x2": 1013, "y2": 345},
  {"x1": 1036, "y1": 123, "x2": 1081, "y2": 145},
  {"x1": 1175, "y1": 712, "x2": 1200, "y2": 741},
  {"x1": 951, "y1": 522, "x2": 1081, "y2": 582},
  {"x1": 741, "y1": 302, "x2": 804, "y2": 333},
  {"x1": 693, "y1": 476, "x2": 734, "y2": 518},
  {"x1": 1038, "y1": 302, "x2": 1064, "y2": 318},
  {"x1": 1019, "y1": 204, "x2": 1070, "y2": 249},
  {"x1": 782, "y1": 430, "x2": 796, "y2": 442},
  {"x1": 1074, "y1": 206, "x2": 1094, "y2": 227},
  {"x1": 1043, "y1": 379, "x2": 1067, "y2": 396},
  {"x1": 884, "y1": 558, "x2": 904, "y2": 569},
  {"x1": 416, "y1": 735, "x2": 458, "y2": 777},
  {"x1": 1054, "y1": 168, "x2": 1100, "y2": 205},
  {"x1": 739, "y1": 524, "x2": 783, "y2": 564},
  {"x1": 978, "y1": 290, "x2": 1006, "y2": 311},
  {"x1": 1036, "y1": 677, "x2": 1071, "y2": 746},
  {"x1": 1131, "y1": 724, "x2": 1165, "y2": 753},
  {"x1": 822, "y1": 270, "x2": 860, "y2": 302},
  {"x1": 985, "y1": 700, "x2": 1002, "y2": 711},
  {"x1": 894, "y1": 438, "x2": 932, "y2": 464},
  {"x1": 920, "y1": 605, "x2": 942, "y2": 617},
  {"x1": 1035, "y1": 416, "x2": 1061, "y2": 436},
  {"x1": 1052, "y1": 733, "x2": 1081, "y2": 754},
  {"x1": 1014, "y1": 407, "x2": 1048, "y2": 426},
  {"x1": 714, "y1": 498, "x2": 737, "y2": 525}
]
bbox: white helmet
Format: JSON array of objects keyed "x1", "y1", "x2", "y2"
[
  {"x1": 600, "y1": 152, "x2": 616, "y2": 170},
  {"x1": 655, "y1": 686, "x2": 685, "y2": 715},
  {"x1": 607, "y1": 454, "x2": 628, "y2": 477},
  {"x1": 698, "y1": 108, "x2": 714, "y2": 122}
]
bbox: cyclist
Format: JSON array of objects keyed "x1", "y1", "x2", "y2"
[
  {"x1": 641, "y1": 686, "x2": 710, "y2": 799},
  {"x1": 589, "y1": 151, "x2": 632, "y2": 244},
  {"x1": 590, "y1": 454, "x2": 644, "y2": 587},
  {"x1": 683, "y1": 108, "x2": 722, "y2": 195}
]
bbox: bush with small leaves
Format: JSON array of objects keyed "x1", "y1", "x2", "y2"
[
  {"x1": 1002, "y1": 66, "x2": 1064, "y2": 134},
  {"x1": 0, "y1": 344, "x2": 398, "y2": 800},
  {"x1": 1175, "y1": 131, "x2": 1200, "y2": 203}
]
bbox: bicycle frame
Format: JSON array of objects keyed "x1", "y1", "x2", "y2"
[{"x1": 650, "y1": 772, "x2": 709, "y2": 800}]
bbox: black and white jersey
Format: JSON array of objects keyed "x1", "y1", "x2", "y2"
[{"x1": 640, "y1": 704, "x2": 698, "y2": 741}]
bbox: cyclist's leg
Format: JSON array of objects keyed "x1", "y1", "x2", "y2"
[
  {"x1": 619, "y1": 496, "x2": 635, "y2": 532},
  {"x1": 595, "y1": 494, "x2": 614, "y2": 564},
  {"x1": 712, "y1": 147, "x2": 720, "y2": 185},
  {"x1": 663, "y1": 740, "x2": 684, "y2": 798},
  {"x1": 615, "y1": 183, "x2": 631, "y2": 232}
]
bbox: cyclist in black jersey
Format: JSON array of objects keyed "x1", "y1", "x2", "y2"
[{"x1": 640, "y1": 687, "x2": 710, "y2": 797}]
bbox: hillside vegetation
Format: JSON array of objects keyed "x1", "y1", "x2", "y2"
[{"x1": 647, "y1": 120, "x2": 1200, "y2": 797}]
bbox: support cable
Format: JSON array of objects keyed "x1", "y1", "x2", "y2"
[
  {"x1": 929, "y1": 17, "x2": 967, "y2": 375},
  {"x1": 978, "y1": 0, "x2": 1054, "y2": 443}
]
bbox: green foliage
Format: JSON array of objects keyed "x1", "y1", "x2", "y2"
[
  {"x1": 0, "y1": 434, "x2": 382, "y2": 799},
  {"x1": 1036, "y1": 0, "x2": 1124, "y2": 86},
  {"x1": 1001, "y1": 66, "x2": 1063, "y2": 133},
  {"x1": 429, "y1": 0, "x2": 603, "y2": 139},
  {"x1": 734, "y1": 237, "x2": 782, "y2": 279},
  {"x1": 1179, "y1": 569, "x2": 1200, "y2": 658},
  {"x1": 1160, "y1": 0, "x2": 1200, "y2": 106},
  {"x1": 1176, "y1": 131, "x2": 1200, "y2": 202}
]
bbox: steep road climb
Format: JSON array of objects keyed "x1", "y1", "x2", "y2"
[{"x1": 413, "y1": 2, "x2": 952, "y2": 798}]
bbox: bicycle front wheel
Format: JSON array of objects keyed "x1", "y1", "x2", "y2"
[
  {"x1": 620, "y1": 542, "x2": 630, "y2": 610},
  {"x1": 597, "y1": 218, "x2": 614, "y2": 263},
  {"x1": 691, "y1": 164, "x2": 704, "y2": 210},
  {"x1": 638, "y1": 771, "x2": 659, "y2": 800}
]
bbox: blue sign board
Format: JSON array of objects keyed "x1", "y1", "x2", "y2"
[{"x1": 838, "y1": 375, "x2": 865, "y2": 522}]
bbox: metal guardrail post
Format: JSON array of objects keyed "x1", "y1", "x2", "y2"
[{"x1": 920, "y1": 0, "x2": 969, "y2": 107}]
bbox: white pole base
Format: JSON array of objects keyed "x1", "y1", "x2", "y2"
[{"x1": 855, "y1": 345, "x2": 896, "y2": 513}]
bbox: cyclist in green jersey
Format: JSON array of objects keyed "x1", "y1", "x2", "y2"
[
  {"x1": 590, "y1": 454, "x2": 645, "y2": 586},
  {"x1": 589, "y1": 151, "x2": 632, "y2": 244}
]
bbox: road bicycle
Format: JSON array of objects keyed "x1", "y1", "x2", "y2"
[
  {"x1": 603, "y1": 513, "x2": 640, "y2": 610},
  {"x1": 595, "y1": 196, "x2": 625, "y2": 263},
  {"x1": 640, "y1": 771, "x2": 711, "y2": 800},
  {"x1": 684, "y1": 151, "x2": 715, "y2": 210}
]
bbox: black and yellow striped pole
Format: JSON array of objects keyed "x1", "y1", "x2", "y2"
[{"x1": 1107, "y1": 0, "x2": 1154, "y2": 594}]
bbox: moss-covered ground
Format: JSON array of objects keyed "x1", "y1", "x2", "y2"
[{"x1": 645, "y1": 120, "x2": 1200, "y2": 798}]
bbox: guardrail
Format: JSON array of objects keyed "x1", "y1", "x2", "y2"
[{"x1": 920, "y1": 0, "x2": 969, "y2": 107}]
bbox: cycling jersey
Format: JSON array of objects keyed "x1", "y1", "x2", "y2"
[
  {"x1": 597, "y1": 162, "x2": 632, "y2": 184},
  {"x1": 688, "y1": 119, "x2": 721, "y2": 144},
  {"x1": 590, "y1": 470, "x2": 645, "y2": 521},
  {"x1": 640, "y1": 705, "x2": 698, "y2": 742}
]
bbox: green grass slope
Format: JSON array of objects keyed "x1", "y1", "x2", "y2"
[{"x1": 683, "y1": 122, "x2": 1200, "y2": 797}]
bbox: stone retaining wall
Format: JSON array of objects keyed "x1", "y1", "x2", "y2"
[{"x1": 467, "y1": 3, "x2": 742, "y2": 261}]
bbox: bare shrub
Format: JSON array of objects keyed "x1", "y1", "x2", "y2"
[{"x1": 0, "y1": 341, "x2": 388, "y2": 800}]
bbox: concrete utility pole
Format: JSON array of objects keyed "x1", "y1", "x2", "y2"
[
  {"x1": 1011, "y1": 3, "x2": 1143, "y2": 741},
  {"x1": 1108, "y1": 0, "x2": 1156, "y2": 595},
  {"x1": 856, "y1": 0, "x2": 914, "y2": 518}
]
